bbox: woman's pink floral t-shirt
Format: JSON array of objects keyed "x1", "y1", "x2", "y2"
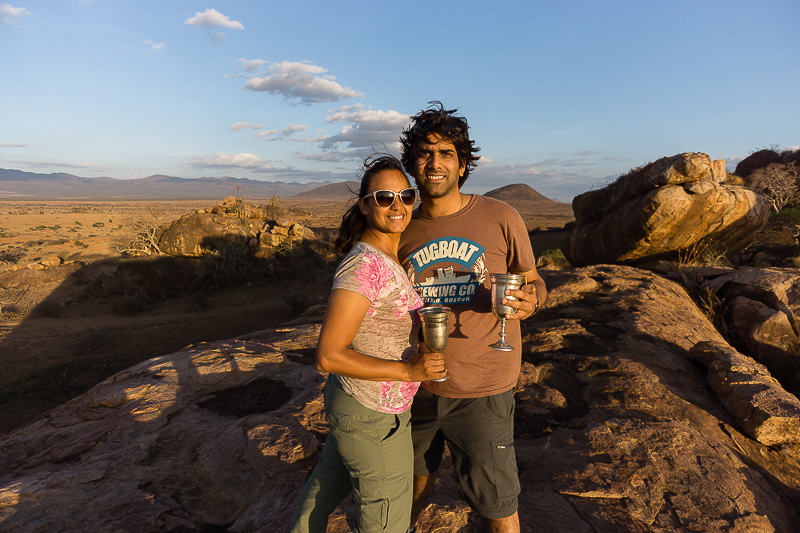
[{"x1": 332, "y1": 242, "x2": 424, "y2": 413}]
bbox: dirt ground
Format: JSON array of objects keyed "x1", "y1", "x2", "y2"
[{"x1": 0, "y1": 196, "x2": 573, "y2": 435}]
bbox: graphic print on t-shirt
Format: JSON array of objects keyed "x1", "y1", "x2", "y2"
[{"x1": 406, "y1": 237, "x2": 487, "y2": 305}]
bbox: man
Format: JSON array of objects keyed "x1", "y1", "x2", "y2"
[{"x1": 398, "y1": 102, "x2": 546, "y2": 533}]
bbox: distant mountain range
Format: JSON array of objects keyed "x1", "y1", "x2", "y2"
[
  {"x1": 0, "y1": 168, "x2": 338, "y2": 200},
  {"x1": 0, "y1": 169, "x2": 571, "y2": 215}
]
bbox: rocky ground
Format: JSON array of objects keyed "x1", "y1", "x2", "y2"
[{"x1": 2, "y1": 265, "x2": 800, "y2": 532}]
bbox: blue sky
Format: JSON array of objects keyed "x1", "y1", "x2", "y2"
[{"x1": 1, "y1": 1, "x2": 798, "y2": 202}]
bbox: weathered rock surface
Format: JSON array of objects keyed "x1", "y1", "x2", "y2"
[
  {"x1": 2, "y1": 266, "x2": 800, "y2": 531},
  {"x1": 691, "y1": 340, "x2": 800, "y2": 455},
  {"x1": 705, "y1": 267, "x2": 800, "y2": 395},
  {"x1": 158, "y1": 207, "x2": 316, "y2": 258},
  {"x1": 0, "y1": 326, "x2": 328, "y2": 532},
  {"x1": 563, "y1": 153, "x2": 770, "y2": 266}
]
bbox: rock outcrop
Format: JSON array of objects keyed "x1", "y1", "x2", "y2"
[
  {"x1": 703, "y1": 267, "x2": 800, "y2": 395},
  {"x1": 563, "y1": 153, "x2": 770, "y2": 266},
  {"x1": 691, "y1": 340, "x2": 800, "y2": 455},
  {"x1": 2, "y1": 266, "x2": 800, "y2": 531},
  {"x1": 158, "y1": 197, "x2": 317, "y2": 258}
]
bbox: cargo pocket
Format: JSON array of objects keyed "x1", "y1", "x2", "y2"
[
  {"x1": 490, "y1": 439, "x2": 520, "y2": 502},
  {"x1": 355, "y1": 470, "x2": 409, "y2": 531},
  {"x1": 354, "y1": 496, "x2": 389, "y2": 531}
]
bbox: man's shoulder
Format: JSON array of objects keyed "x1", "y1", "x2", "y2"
[
  {"x1": 472, "y1": 195, "x2": 524, "y2": 222},
  {"x1": 474, "y1": 194, "x2": 518, "y2": 212}
]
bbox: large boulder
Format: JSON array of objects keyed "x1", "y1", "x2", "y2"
[
  {"x1": 157, "y1": 206, "x2": 318, "y2": 258},
  {"x1": 3, "y1": 266, "x2": 800, "y2": 531},
  {"x1": 563, "y1": 152, "x2": 770, "y2": 266},
  {"x1": 158, "y1": 212, "x2": 258, "y2": 256}
]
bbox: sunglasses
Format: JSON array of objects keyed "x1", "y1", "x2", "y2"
[{"x1": 362, "y1": 188, "x2": 417, "y2": 207}]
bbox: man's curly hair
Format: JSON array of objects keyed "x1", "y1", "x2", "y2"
[{"x1": 399, "y1": 101, "x2": 481, "y2": 188}]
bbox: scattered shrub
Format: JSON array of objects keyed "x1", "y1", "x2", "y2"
[
  {"x1": 699, "y1": 246, "x2": 730, "y2": 267},
  {"x1": 748, "y1": 163, "x2": 800, "y2": 212},
  {"x1": 102, "y1": 269, "x2": 148, "y2": 298},
  {"x1": 196, "y1": 240, "x2": 252, "y2": 287},
  {"x1": 690, "y1": 284, "x2": 724, "y2": 327},
  {"x1": 116, "y1": 207, "x2": 167, "y2": 256}
]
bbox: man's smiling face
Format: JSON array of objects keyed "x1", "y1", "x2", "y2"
[{"x1": 412, "y1": 133, "x2": 466, "y2": 200}]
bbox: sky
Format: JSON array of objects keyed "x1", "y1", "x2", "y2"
[{"x1": 1, "y1": 1, "x2": 798, "y2": 202}]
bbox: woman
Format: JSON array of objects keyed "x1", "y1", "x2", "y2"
[{"x1": 291, "y1": 155, "x2": 446, "y2": 532}]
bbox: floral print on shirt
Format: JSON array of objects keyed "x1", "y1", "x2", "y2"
[{"x1": 333, "y1": 242, "x2": 424, "y2": 413}]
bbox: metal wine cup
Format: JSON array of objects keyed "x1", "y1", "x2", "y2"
[
  {"x1": 489, "y1": 273, "x2": 526, "y2": 351},
  {"x1": 418, "y1": 306, "x2": 451, "y2": 381}
]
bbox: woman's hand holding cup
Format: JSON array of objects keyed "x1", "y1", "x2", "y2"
[{"x1": 407, "y1": 351, "x2": 446, "y2": 381}]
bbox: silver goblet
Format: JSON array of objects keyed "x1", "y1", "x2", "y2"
[
  {"x1": 489, "y1": 273, "x2": 526, "y2": 351},
  {"x1": 418, "y1": 306, "x2": 451, "y2": 382}
]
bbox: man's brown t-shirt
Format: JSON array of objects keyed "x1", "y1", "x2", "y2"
[{"x1": 399, "y1": 195, "x2": 536, "y2": 398}]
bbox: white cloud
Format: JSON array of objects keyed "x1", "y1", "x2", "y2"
[
  {"x1": 283, "y1": 123, "x2": 308, "y2": 135},
  {"x1": 144, "y1": 39, "x2": 164, "y2": 51},
  {"x1": 243, "y1": 60, "x2": 364, "y2": 104},
  {"x1": 254, "y1": 129, "x2": 283, "y2": 138},
  {"x1": 238, "y1": 58, "x2": 266, "y2": 72},
  {"x1": 231, "y1": 121, "x2": 263, "y2": 132},
  {"x1": 1, "y1": 4, "x2": 32, "y2": 27},
  {"x1": 254, "y1": 123, "x2": 309, "y2": 141},
  {"x1": 183, "y1": 8, "x2": 243, "y2": 30},
  {"x1": 189, "y1": 153, "x2": 275, "y2": 171},
  {"x1": 318, "y1": 104, "x2": 409, "y2": 153},
  {"x1": 0, "y1": 143, "x2": 28, "y2": 147}
]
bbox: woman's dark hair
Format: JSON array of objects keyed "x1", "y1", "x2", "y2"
[
  {"x1": 334, "y1": 154, "x2": 409, "y2": 253},
  {"x1": 399, "y1": 101, "x2": 481, "y2": 187}
]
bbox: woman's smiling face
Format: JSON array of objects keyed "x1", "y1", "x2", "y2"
[{"x1": 358, "y1": 168, "x2": 414, "y2": 236}]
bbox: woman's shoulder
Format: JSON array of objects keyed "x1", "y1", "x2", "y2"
[{"x1": 335, "y1": 242, "x2": 393, "y2": 280}]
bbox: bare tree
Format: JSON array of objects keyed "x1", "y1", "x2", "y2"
[
  {"x1": 748, "y1": 162, "x2": 800, "y2": 213},
  {"x1": 116, "y1": 207, "x2": 168, "y2": 256}
]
